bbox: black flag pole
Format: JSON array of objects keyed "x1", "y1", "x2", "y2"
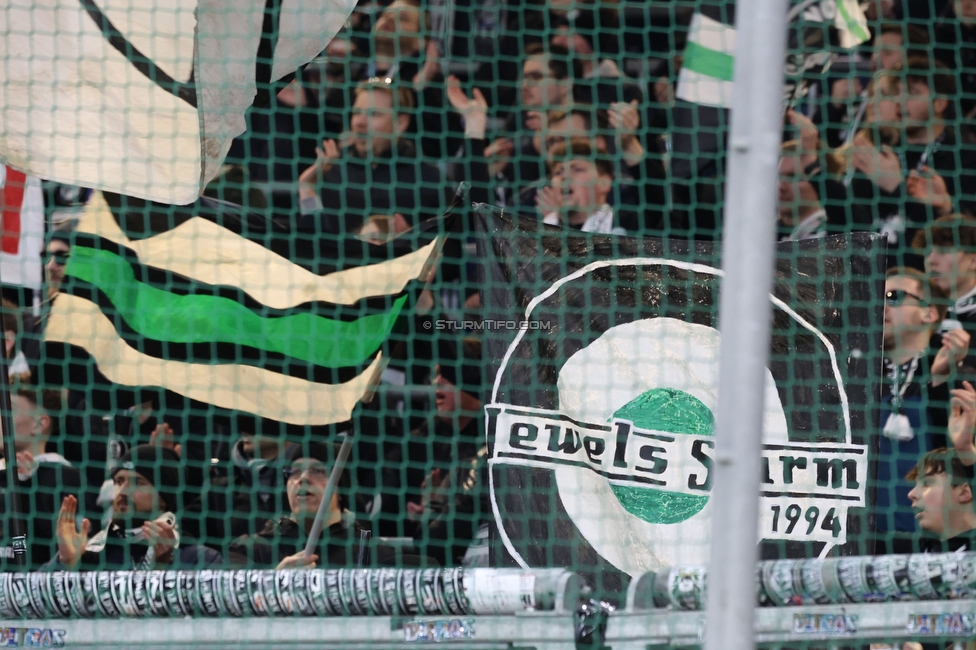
[
  {"x1": 303, "y1": 433, "x2": 354, "y2": 559},
  {"x1": 0, "y1": 294, "x2": 28, "y2": 567},
  {"x1": 301, "y1": 183, "x2": 465, "y2": 559}
]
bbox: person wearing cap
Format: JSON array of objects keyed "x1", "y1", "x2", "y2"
[
  {"x1": 46, "y1": 444, "x2": 220, "y2": 570},
  {"x1": 227, "y1": 442, "x2": 369, "y2": 569}
]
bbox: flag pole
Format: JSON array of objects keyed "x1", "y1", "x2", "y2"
[
  {"x1": 301, "y1": 192, "x2": 458, "y2": 560},
  {"x1": 703, "y1": 0, "x2": 788, "y2": 648},
  {"x1": 303, "y1": 433, "x2": 353, "y2": 559}
]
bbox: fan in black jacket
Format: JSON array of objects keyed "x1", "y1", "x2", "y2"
[
  {"x1": 227, "y1": 442, "x2": 380, "y2": 569},
  {"x1": 0, "y1": 387, "x2": 100, "y2": 568},
  {"x1": 297, "y1": 79, "x2": 448, "y2": 235},
  {"x1": 44, "y1": 445, "x2": 220, "y2": 571}
]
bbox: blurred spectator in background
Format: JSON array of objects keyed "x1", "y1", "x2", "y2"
[
  {"x1": 777, "y1": 141, "x2": 827, "y2": 240},
  {"x1": 914, "y1": 215, "x2": 976, "y2": 374},
  {"x1": 401, "y1": 340, "x2": 484, "y2": 566},
  {"x1": 936, "y1": 0, "x2": 976, "y2": 132},
  {"x1": 227, "y1": 441, "x2": 371, "y2": 569},
  {"x1": 836, "y1": 57, "x2": 976, "y2": 266},
  {"x1": 519, "y1": 42, "x2": 574, "y2": 132},
  {"x1": 360, "y1": 0, "x2": 462, "y2": 159},
  {"x1": 480, "y1": 43, "x2": 574, "y2": 207},
  {"x1": 780, "y1": 109, "x2": 866, "y2": 235},
  {"x1": 2, "y1": 299, "x2": 30, "y2": 384},
  {"x1": 48, "y1": 445, "x2": 220, "y2": 570},
  {"x1": 825, "y1": 24, "x2": 930, "y2": 148},
  {"x1": 877, "y1": 268, "x2": 954, "y2": 552},
  {"x1": 184, "y1": 433, "x2": 289, "y2": 554},
  {"x1": 550, "y1": 7, "x2": 642, "y2": 108},
  {"x1": 43, "y1": 230, "x2": 70, "y2": 302},
  {"x1": 543, "y1": 103, "x2": 667, "y2": 231},
  {"x1": 298, "y1": 78, "x2": 448, "y2": 234},
  {"x1": 0, "y1": 387, "x2": 97, "y2": 568}
]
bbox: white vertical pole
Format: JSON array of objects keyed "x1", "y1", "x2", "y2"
[{"x1": 703, "y1": 0, "x2": 789, "y2": 649}]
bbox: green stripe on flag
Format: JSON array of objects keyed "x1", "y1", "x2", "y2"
[
  {"x1": 66, "y1": 246, "x2": 406, "y2": 368},
  {"x1": 682, "y1": 41, "x2": 735, "y2": 82},
  {"x1": 835, "y1": 0, "x2": 870, "y2": 44}
]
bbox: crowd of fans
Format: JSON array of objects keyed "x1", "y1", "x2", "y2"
[{"x1": 3, "y1": 0, "x2": 976, "y2": 572}]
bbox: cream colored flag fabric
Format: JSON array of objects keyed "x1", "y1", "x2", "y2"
[{"x1": 0, "y1": 0, "x2": 356, "y2": 204}]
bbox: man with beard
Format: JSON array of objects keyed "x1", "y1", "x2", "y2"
[
  {"x1": 47, "y1": 445, "x2": 220, "y2": 570},
  {"x1": 846, "y1": 57, "x2": 976, "y2": 267},
  {"x1": 297, "y1": 78, "x2": 447, "y2": 234},
  {"x1": 877, "y1": 268, "x2": 958, "y2": 552}
]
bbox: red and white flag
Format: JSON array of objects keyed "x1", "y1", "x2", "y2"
[{"x1": 0, "y1": 166, "x2": 44, "y2": 290}]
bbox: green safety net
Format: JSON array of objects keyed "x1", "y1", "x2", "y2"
[{"x1": 0, "y1": 0, "x2": 974, "y2": 636}]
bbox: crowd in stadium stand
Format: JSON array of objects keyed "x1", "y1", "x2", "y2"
[{"x1": 7, "y1": 0, "x2": 976, "y2": 572}]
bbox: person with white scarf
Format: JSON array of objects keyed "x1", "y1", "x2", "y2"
[
  {"x1": 46, "y1": 445, "x2": 220, "y2": 570},
  {"x1": 536, "y1": 137, "x2": 628, "y2": 235}
]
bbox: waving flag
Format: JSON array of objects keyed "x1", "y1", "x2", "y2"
[
  {"x1": 0, "y1": 166, "x2": 44, "y2": 290},
  {"x1": 676, "y1": 13, "x2": 737, "y2": 109},
  {"x1": 42, "y1": 193, "x2": 441, "y2": 426},
  {"x1": 0, "y1": 0, "x2": 356, "y2": 204}
]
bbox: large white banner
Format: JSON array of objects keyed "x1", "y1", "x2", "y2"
[{"x1": 0, "y1": 0, "x2": 356, "y2": 204}]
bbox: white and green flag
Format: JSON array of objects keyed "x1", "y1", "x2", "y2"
[
  {"x1": 676, "y1": 13, "x2": 736, "y2": 109},
  {"x1": 676, "y1": 2, "x2": 869, "y2": 109}
]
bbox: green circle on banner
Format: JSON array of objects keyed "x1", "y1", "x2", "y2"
[{"x1": 608, "y1": 387, "x2": 714, "y2": 524}]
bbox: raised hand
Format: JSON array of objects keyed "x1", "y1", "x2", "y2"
[
  {"x1": 141, "y1": 519, "x2": 178, "y2": 565},
  {"x1": 298, "y1": 139, "x2": 341, "y2": 202},
  {"x1": 484, "y1": 138, "x2": 515, "y2": 177},
  {"x1": 949, "y1": 381, "x2": 976, "y2": 464},
  {"x1": 536, "y1": 185, "x2": 564, "y2": 221},
  {"x1": 276, "y1": 551, "x2": 319, "y2": 571},
  {"x1": 413, "y1": 40, "x2": 441, "y2": 91},
  {"x1": 609, "y1": 100, "x2": 640, "y2": 142},
  {"x1": 787, "y1": 109, "x2": 820, "y2": 162},
  {"x1": 148, "y1": 423, "x2": 181, "y2": 457},
  {"x1": 907, "y1": 166, "x2": 952, "y2": 216},
  {"x1": 851, "y1": 133, "x2": 903, "y2": 193},
  {"x1": 446, "y1": 75, "x2": 488, "y2": 139},
  {"x1": 14, "y1": 451, "x2": 34, "y2": 478},
  {"x1": 933, "y1": 328, "x2": 971, "y2": 385},
  {"x1": 56, "y1": 495, "x2": 90, "y2": 570}
]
